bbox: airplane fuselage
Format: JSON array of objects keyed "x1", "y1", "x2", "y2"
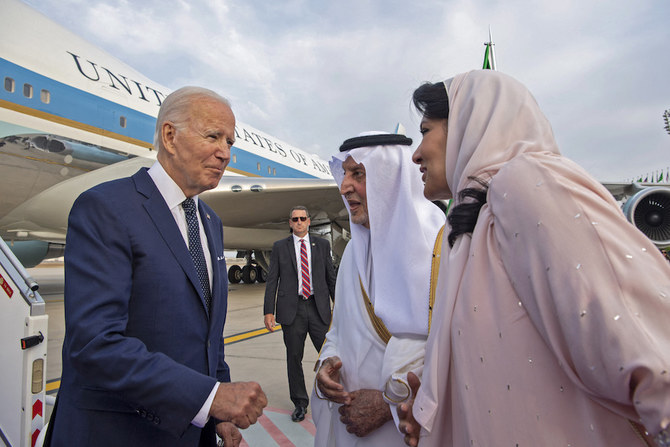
[{"x1": 1, "y1": 0, "x2": 341, "y2": 260}]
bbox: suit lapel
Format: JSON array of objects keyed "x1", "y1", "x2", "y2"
[
  {"x1": 288, "y1": 235, "x2": 298, "y2": 274},
  {"x1": 134, "y1": 169, "x2": 204, "y2": 312},
  {"x1": 200, "y1": 202, "x2": 222, "y2": 321},
  {"x1": 310, "y1": 237, "x2": 317, "y2": 271}
]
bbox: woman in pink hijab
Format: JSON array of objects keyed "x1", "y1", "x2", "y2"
[{"x1": 399, "y1": 70, "x2": 670, "y2": 447}]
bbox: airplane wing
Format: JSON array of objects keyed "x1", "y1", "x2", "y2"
[
  {"x1": 600, "y1": 182, "x2": 647, "y2": 201},
  {"x1": 201, "y1": 177, "x2": 347, "y2": 230},
  {"x1": 0, "y1": 156, "x2": 346, "y2": 249}
]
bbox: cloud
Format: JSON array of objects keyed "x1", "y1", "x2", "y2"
[{"x1": 25, "y1": 0, "x2": 670, "y2": 180}]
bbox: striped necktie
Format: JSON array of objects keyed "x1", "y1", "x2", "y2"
[
  {"x1": 182, "y1": 198, "x2": 212, "y2": 313},
  {"x1": 300, "y1": 239, "x2": 311, "y2": 298}
]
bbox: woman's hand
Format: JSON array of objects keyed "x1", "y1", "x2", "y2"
[{"x1": 398, "y1": 372, "x2": 422, "y2": 446}]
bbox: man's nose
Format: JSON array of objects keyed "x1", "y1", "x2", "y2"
[
  {"x1": 216, "y1": 145, "x2": 231, "y2": 161},
  {"x1": 340, "y1": 178, "x2": 353, "y2": 195}
]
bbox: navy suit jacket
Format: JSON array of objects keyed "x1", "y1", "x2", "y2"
[
  {"x1": 263, "y1": 235, "x2": 336, "y2": 326},
  {"x1": 50, "y1": 168, "x2": 229, "y2": 447}
]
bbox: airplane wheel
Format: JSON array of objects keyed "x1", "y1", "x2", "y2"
[
  {"x1": 242, "y1": 265, "x2": 257, "y2": 283},
  {"x1": 228, "y1": 265, "x2": 242, "y2": 283},
  {"x1": 256, "y1": 265, "x2": 267, "y2": 283}
]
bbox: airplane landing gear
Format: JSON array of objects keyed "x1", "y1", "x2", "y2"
[
  {"x1": 241, "y1": 265, "x2": 257, "y2": 283},
  {"x1": 256, "y1": 265, "x2": 267, "y2": 283},
  {"x1": 227, "y1": 251, "x2": 268, "y2": 285},
  {"x1": 228, "y1": 265, "x2": 242, "y2": 283}
]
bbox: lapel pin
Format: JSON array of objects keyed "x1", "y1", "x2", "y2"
[{"x1": 206, "y1": 214, "x2": 211, "y2": 220}]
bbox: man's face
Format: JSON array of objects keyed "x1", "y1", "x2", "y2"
[
  {"x1": 161, "y1": 96, "x2": 235, "y2": 197},
  {"x1": 340, "y1": 156, "x2": 369, "y2": 228},
  {"x1": 289, "y1": 209, "x2": 310, "y2": 238}
]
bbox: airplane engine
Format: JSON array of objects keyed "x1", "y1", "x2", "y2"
[
  {"x1": 7, "y1": 240, "x2": 65, "y2": 268},
  {"x1": 622, "y1": 186, "x2": 670, "y2": 248}
]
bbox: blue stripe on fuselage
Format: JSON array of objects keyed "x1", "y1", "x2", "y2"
[
  {"x1": 0, "y1": 57, "x2": 155, "y2": 142},
  {"x1": 0, "y1": 58, "x2": 318, "y2": 179}
]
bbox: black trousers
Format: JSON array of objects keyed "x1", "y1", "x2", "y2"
[{"x1": 281, "y1": 297, "x2": 329, "y2": 408}]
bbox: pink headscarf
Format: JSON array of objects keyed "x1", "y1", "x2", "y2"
[
  {"x1": 445, "y1": 70, "x2": 560, "y2": 198},
  {"x1": 414, "y1": 70, "x2": 670, "y2": 444}
]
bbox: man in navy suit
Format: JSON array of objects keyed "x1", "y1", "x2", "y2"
[
  {"x1": 263, "y1": 206, "x2": 336, "y2": 422},
  {"x1": 49, "y1": 87, "x2": 267, "y2": 447}
]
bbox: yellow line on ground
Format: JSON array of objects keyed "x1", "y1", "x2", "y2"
[
  {"x1": 223, "y1": 325, "x2": 281, "y2": 344},
  {"x1": 45, "y1": 325, "x2": 282, "y2": 393}
]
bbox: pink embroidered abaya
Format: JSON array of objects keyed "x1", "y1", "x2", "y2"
[{"x1": 413, "y1": 70, "x2": 670, "y2": 446}]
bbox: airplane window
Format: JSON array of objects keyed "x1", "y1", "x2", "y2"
[
  {"x1": 268, "y1": 166, "x2": 271, "y2": 174},
  {"x1": 4, "y1": 77, "x2": 15, "y2": 93},
  {"x1": 40, "y1": 89, "x2": 50, "y2": 104},
  {"x1": 23, "y1": 83, "x2": 33, "y2": 98},
  {"x1": 232, "y1": 154, "x2": 237, "y2": 163},
  {"x1": 119, "y1": 116, "x2": 127, "y2": 128},
  {"x1": 273, "y1": 168, "x2": 277, "y2": 176},
  {"x1": 257, "y1": 162, "x2": 261, "y2": 171}
]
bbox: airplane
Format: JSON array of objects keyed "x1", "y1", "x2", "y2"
[
  {"x1": 2, "y1": 0, "x2": 669, "y2": 284},
  {"x1": 0, "y1": 0, "x2": 351, "y2": 283}
]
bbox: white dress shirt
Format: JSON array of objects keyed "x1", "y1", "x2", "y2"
[
  {"x1": 148, "y1": 162, "x2": 213, "y2": 287},
  {"x1": 147, "y1": 161, "x2": 218, "y2": 427}
]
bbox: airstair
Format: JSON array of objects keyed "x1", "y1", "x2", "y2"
[{"x1": 0, "y1": 237, "x2": 48, "y2": 447}]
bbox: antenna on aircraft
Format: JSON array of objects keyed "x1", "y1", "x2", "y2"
[{"x1": 483, "y1": 26, "x2": 497, "y2": 70}]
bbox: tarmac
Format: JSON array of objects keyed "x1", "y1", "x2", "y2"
[{"x1": 31, "y1": 262, "x2": 318, "y2": 446}]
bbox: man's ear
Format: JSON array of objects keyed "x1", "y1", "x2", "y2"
[{"x1": 161, "y1": 122, "x2": 177, "y2": 156}]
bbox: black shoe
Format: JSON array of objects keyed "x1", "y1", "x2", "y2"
[{"x1": 291, "y1": 406, "x2": 306, "y2": 422}]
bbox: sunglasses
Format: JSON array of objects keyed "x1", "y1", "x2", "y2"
[{"x1": 291, "y1": 216, "x2": 308, "y2": 222}]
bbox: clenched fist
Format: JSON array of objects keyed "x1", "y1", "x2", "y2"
[{"x1": 210, "y1": 381, "x2": 267, "y2": 429}]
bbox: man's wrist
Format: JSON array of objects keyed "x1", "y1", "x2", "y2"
[{"x1": 194, "y1": 382, "x2": 220, "y2": 427}]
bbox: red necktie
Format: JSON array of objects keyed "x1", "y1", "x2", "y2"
[{"x1": 300, "y1": 239, "x2": 311, "y2": 298}]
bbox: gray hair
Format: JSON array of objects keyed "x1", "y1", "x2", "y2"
[
  {"x1": 289, "y1": 205, "x2": 310, "y2": 219},
  {"x1": 153, "y1": 86, "x2": 231, "y2": 151}
]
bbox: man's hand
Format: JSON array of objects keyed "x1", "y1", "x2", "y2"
[
  {"x1": 264, "y1": 314, "x2": 276, "y2": 332},
  {"x1": 398, "y1": 372, "x2": 422, "y2": 447},
  {"x1": 316, "y1": 356, "x2": 350, "y2": 404},
  {"x1": 338, "y1": 389, "x2": 391, "y2": 437},
  {"x1": 209, "y1": 381, "x2": 267, "y2": 429},
  {"x1": 216, "y1": 421, "x2": 242, "y2": 447}
]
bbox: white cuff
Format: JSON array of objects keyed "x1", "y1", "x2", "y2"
[{"x1": 191, "y1": 382, "x2": 219, "y2": 427}]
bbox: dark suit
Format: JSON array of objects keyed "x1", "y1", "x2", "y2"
[
  {"x1": 263, "y1": 235, "x2": 336, "y2": 408},
  {"x1": 50, "y1": 168, "x2": 229, "y2": 447}
]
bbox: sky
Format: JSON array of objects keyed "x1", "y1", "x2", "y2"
[{"x1": 23, "y1": 0, "x2": 670, "y2": 181}]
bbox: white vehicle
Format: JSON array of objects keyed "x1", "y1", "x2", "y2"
[{"x1": 0, "y1": 236, "x2": 47, "y2": 447}]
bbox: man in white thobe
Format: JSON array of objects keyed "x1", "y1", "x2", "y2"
[{"x1": 311, "y1": 132, "x2": 445, "y2": 446}]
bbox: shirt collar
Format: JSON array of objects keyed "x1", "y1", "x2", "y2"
[
  {"x1": 147, "y1": 161, "x2": 198, "y2": 210},
  {"x1": 292, "y1": 233, "x2": 310, "y2": 244}
]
